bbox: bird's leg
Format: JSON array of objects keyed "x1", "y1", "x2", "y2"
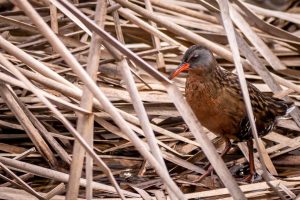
[
  {"x1": 195, "y1": 137, "x2": 231, "y2": 182},
  {"x1": 243, "y1": 139, "x2": 255, "y2": 182}
]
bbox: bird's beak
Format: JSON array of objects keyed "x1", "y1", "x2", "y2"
[{"x1": 169, "y1": 63, "x2": 190, "y2": 80}]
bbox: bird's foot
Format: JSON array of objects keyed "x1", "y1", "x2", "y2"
[
  {"x1": 237, "y1": 173, "x2": 261, "y2": 183},
  {"x1": 241, "y1": 174, "x2": 254, "y2": 183},
  {"x1": 192, "y1": 165, "x2": 214, "y2": 183},
  {"x1": 231, "y1": 164, "x2": 261, "y2": 183}
]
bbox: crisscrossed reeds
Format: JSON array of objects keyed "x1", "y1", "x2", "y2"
[{"x1": 0, "y1": 0, "x2": 299, "y2": 199}]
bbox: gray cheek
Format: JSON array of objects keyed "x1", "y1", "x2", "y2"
[
  {"x1": 194, "y1": 59, "x2": 209, "y2": 68},
  {"x1": 200, "y1": 54, "x2": 212, "y2": 66}
]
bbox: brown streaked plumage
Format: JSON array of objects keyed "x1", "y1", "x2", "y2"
[{"x1": 170, "y1": 45, "x2": 294, "y2": 182}]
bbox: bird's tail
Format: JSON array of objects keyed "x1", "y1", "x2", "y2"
[
  {"x1": 286, "y1": 103, "x2": 296, "y2": 115},
  {"x1": 269, "y1": 98, "x2": 295, "y2": 117}
]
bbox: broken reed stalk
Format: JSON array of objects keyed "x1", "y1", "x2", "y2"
[
  {"x1": 116, "y1": 7, "x2": 187, "y2": 52},
  {"x1": 66, "y1": 1, "x2": 107, "y2": 199},
  {"x1": 230, "y1": 3, "x2": 286, "y2": 70},
  {"x1": 0, "y1": 156, "x2": 139, "y2": 197},
  {"x1": 0, "y1": 162, "x2": 45, "y2": 200},
  {"x1": 234, "y1": 0, "x2": 300, "y2": 46},
  {"x1": 144, "y1": 0, "x2": 166, "y2": 71},
  {"x1": 0, "y1": 83, "x2": 58, "y2": 167},
  {"x1": 8, "y1": 83, "x2": 72, "y2": 165},
  {"x1": 43, "y1": 183, "x2": 65, "y2": 200},
  {"x1": 109, "y1": 1, "x2": 176, "y2": 198},
  {"x1": 0, "y1": 35, "x2": 76, "y2": 89},
  {"x1": 0, "y1": 67, "x2": 89, "y2": 114}
]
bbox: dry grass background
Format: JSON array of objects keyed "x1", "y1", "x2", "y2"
[{"x1": 0, "y1": 0, "x2": 299, "y2": 199}]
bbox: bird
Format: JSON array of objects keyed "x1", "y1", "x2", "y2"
[{"x1": 169, "y1": 45, "x2": 294, "y2": 182}]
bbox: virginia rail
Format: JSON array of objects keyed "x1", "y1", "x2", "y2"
[{"x1": 170, "y1": 45, "x2": 294, "y2": 182}]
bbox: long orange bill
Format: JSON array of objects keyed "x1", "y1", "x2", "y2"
[{"x1": 169, "y1": 63, "x2": 190, "y2": 80}]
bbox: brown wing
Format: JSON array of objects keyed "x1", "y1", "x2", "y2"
[{"x1": 220, "y1": 69, "x2": 291, "y2": 141}]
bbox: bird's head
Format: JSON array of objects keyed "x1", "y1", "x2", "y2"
[{"x1": 169, "y1": 45, "x2": 217, "y2": 79}]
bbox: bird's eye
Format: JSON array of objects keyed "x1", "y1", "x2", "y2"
[
  {"x1": 192, "y1": 54, "x2": 199, "y2": 59},
  {"x1": 188, "y1": 54, "x2": 199, "y2": 62}
]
